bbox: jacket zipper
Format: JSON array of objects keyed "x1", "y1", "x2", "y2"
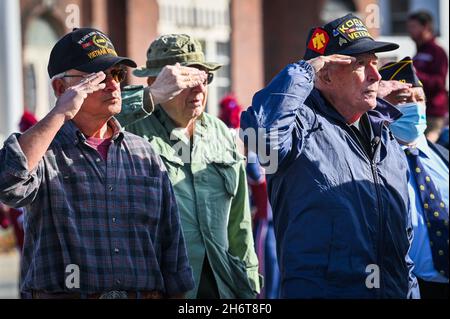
[
  {"x1": 370, "y1": 139, "x2": 384, "y2": 298},
  {"x1": 347, "y1": 126, "x2": 384, "y2": 297}
]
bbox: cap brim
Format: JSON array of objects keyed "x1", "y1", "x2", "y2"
[
  {"x1": 75, "y1": 56, "x2": 137, "y2": 73},
  {"x1": 339, "y1": 39, "x2": 399, "y2": 56},
  {"x1": 133, "y1": 61, "x2": 222, "y2": 78}
]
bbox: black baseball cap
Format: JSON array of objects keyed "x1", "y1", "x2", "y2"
[
  {"x1": 48, "y1": 28, "x2": 137, "y2": 78},
  {"x1": 379, "y1": 57, "x2": 423, "y2": 87},
  {"x1": 303, "y1": 14, "x2": 399, "y2": 60}
]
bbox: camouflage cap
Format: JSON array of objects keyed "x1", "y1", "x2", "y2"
[{"x1": 133, "y1": 34, "x2": 222, "y2": 77}]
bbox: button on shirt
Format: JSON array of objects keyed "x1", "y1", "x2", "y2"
[
  {"x1": 404, "y1": 135, "x2": 449, "y2": 283},
  {"x1": 0, "y1": 118, "x2": 194, "y2": 295}
]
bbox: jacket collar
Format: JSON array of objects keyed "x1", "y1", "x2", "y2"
[{"x1": 308, "y1": 88, "x2": 403, "y2": 137}]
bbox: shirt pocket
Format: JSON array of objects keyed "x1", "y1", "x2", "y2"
[
  {"x1": 210, "y1": 162, "x2": 239, "y2": 197},
  {"x1": 204, "y1": 162, "x2": 239, "y2": 234},
  {"x1": 127, "y1": 175, "x2": 162, "y2": 226}
]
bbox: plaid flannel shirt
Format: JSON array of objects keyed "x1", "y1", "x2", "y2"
[{"x1": 0, "y1": 118, "x2": 194, "y2": 296}]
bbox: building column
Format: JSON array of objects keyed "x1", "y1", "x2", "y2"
[{"x1": 0, "y1": 0, "x2": 24, "y2": 143}]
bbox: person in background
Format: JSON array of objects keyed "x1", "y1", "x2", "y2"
[
  {"x1": 380, "y1": 57, "x2": 448, "y2": 299},
  {"x1": 407, "y1": 10, "x2": 449, "y2": 143},
  {"x1": 219, "y1": 94, "x2": 281, "y2": 299}
]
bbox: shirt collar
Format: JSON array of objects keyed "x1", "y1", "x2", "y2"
[
  {"x1": 61, "y1": 117, "x2": 124, "y2": 145},
  {"x1": 309, "y1": 90, "x2": 402, "y2": 137},
  {"x1": 154, "y1": 104, "x2": 207, "y2": 145},
  {"x1": 401, "y1": 134, "x2": 433, "y2": 159}
]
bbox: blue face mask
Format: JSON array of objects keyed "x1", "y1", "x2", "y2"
[{"x1": 390, "y1": 102, "x2": 427, "y2": 143}]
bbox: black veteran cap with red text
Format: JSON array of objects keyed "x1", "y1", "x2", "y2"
[
  {"x1": 303, "y1": 14, "x2": 399, "y2": 60},
  {"x1": 48, "y1": 28, "x2": 137, "y2": 78},
  {"x1": 378, "y1": 57, "x2": 423, "y2": 87}
]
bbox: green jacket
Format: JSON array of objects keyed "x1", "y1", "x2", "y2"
[{"x1": 117, "y1": 85, "x2": 261, "y2": 298}]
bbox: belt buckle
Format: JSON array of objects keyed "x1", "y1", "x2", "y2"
[{"x1": 99, "y1": 290, "x2": 128, "y2": 299}]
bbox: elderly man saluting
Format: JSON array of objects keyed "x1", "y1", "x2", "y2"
[
  {"x1": 0, "y1": 28, "x2": 203, "y2": 299},
  {"x1": 118, "y1": 34, "x2": 260, "y2": 299},
  {"x1": 241, "y1": 14, "x2": 418, "y2": 298}
]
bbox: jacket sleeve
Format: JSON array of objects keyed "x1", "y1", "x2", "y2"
[
  {"x1": 227, "y1": 159, "x2": 261, "y2": 296},
  {"x1": 240, "y1": 60, "x2": 315, "y2": 169},
  {"x1": 116, "y1": 85, "x2": 154, "y2": 127},
  {"x1": 0, "y1": 134, "x2": 43, "y2": 208}
]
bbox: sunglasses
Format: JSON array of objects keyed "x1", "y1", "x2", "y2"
[{"x1": 62, "y1": 69, "x2": 128, "y2": 84}]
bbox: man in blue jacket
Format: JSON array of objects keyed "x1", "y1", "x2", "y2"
[{"x1": 241, "y1": 14, "x2": 418, "y2": 298}]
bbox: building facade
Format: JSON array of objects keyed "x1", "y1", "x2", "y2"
[{"x1": 0, "y1": 0, "x2": 448, "y2": 143}]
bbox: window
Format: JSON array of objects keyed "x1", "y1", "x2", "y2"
[
  {"x1": 23, "y1": 17, "x2": 60, "y2": 119},
  {"x1": 380, "y1": 0, "x2": 441, "y2": 36},
  {"x1": 391, "y1": 0, "x2": 411, "y2": 35},
  {"x1": 321, "y1": 0, "x2": 356, "y2": 23},
  {"x1": 157, "y1": 0, "x2": 231, "y2": 116}
]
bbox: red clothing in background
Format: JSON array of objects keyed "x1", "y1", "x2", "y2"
[{"x1": 413, "y1": 38, "x2": 449, "y2": 118}]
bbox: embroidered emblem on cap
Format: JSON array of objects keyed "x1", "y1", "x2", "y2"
[
  {"x1": 77, "y1": 31, "x2": 118, "y2": 60},
  {"x1": 308, "y1": 28, "x2": 329, "y2": 55},
  {"x1": 339, "y1": 37, "x2": 348, "y2": 47},
  {"x1": 92, "y1": 34, "x2": 110, "y2": 49},
  {"x1": 337, "y1": 17, "x2": 373, "y2": 41}
]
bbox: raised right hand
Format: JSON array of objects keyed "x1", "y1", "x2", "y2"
[
  {"x1": 149, "y1": 63, "x2": 207, "y2": 105},
  {"x1": 53, "y1": 72, "x2": 106, "y2": 121},
  {"x1": 307, "y1": 54, "x2": 355, "y2": 74}
]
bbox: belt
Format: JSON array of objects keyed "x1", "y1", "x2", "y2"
[{"x1": 32, "y1": 290, "x2": 163, "y2": 299}]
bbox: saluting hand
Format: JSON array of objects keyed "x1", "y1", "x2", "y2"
[
  {"x1": 149, "y1": 63, "x2": 207, "y2": 105},
  {"x1": 307, "y1": 54, "x2": 356, "y2": 74},
  {"x1": 377, "y1": 80, "x2": 412, "y2": 100},
  {"x1": 53, "y1": 72, "x2": 106, "y2": 122}
]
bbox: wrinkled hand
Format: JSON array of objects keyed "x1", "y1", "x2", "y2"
[
  {"x1": 307, "y1": 54, "x2": 355, "y2": 74},
  {"x1": 53, "y1": 72, "x2": 106, "y2": 121},
  {"x1": 377, "y1": 80, "x2": 412, "y2": 99},
  {"x1": 149, "y1": 63, "x2": 207, "y2": 105}
]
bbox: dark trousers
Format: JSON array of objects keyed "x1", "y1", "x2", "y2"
[
  {"x1": 196, "y1": 255, "x2": 220, "y2": 299},
  {"x1": 418, "y1": 277, "x2": 449, "y2": 299}
]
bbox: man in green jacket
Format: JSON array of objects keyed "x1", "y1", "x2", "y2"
[{"x1": 117, "y1": 34, "x2": 261, "y2": 299}]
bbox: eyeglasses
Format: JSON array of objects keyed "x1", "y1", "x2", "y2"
[{"x1": 62, "y1": 69, "x2": 128, "y2": 84}]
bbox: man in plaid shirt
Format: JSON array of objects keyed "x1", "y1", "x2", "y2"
[{"x1": 0, "y1": 28, "x2": 207, "y2": 299}]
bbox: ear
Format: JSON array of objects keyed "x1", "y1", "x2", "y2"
[
  {"x1": 315, "y1": 67, "x2": 332, "y2": 89},
  {"x1": 52, "y1": 78, "x2": 66, "y2": 97},
  {"x1": 319, "y1": 67, "x2": 332, "y2": 84}
]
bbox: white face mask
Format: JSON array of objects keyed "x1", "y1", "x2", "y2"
[{"x1": 390, "y1": 102, "x2": 427, "y2": 143}]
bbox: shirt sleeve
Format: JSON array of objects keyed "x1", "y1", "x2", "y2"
[
  {"x1": 240, "y1": 60, "x2": 315, "y2": 169},
  {"x1": 227, "y1": 159, "x2": 262, "y2": 296},
  {"x1": 117, "y1": 85, "x2": 155, "y2": 127},
  {"x1": 158, "y1": 167, "x2": 195, "y2": 296},
  {"x1": 0, "y1": 133, "x2": 43, "y2": 208}
]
